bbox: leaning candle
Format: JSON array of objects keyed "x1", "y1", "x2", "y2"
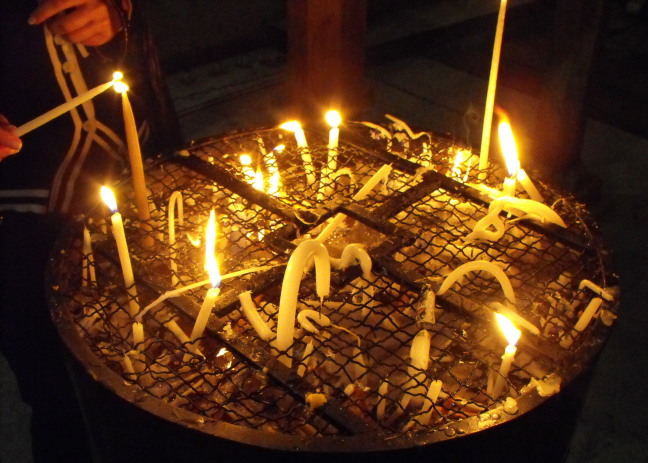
[
  {"x1": 82, "y1": 227, "x2": 96, "y2": 286},
  {"x1": 437, "y1": 260, "x2": 516, "y2": 307},
  {"x1": 479, "y1": 0, "x2": 508, "y2": 174},
  {"x1": 191, "y1": 210, "x2": 221, "y2": 341},
  {"x1": 113, "y1": 81, "x2": 150, "y2": 220},
  {"x1": 239, "y1": 291, "x2": 274, "y2": 341},
  {"x1": 275, "y1": 239, "x2": 330, "y2": 367},
  {"x1": 100, "y1": 186, "x2": 139, "y2": 317},
  {"x1": 16, "y1": 72, "x2": 122, "y2": 137},
  {"x1": 316, "y1": 164, "x2": 392, "y2": 242},
  {"x1": 498, "y1": 121, "x2": 543, "y2": 202},
  {"x1": 168, "y1": 191, "x2": 184, "y2": 286},
  {"x1": 491, "y1": 313, "x2": 521, "y2": 396},
  {"x1": 560, "y1": 297, "x2": 604, "y2": 348},
  {"x1": 280, "y1": 120, "x2": 315, "y2": 185}
]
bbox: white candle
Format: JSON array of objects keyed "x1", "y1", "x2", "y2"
[
  {"x1": 297, "y1": 337, "x2": 315, "y2": 377},
  {"x1": 320, "y1": 110, "x2": 341, "y2": 198},
  {"x1": 268, "y1": 145, "x2": 283, "y2": 196},
  {"x1": 560, "y1": 297, "x2": 604, "y2": 348},
  {"x1": 419, "y1": 380, "x2": 443, "y2": 426},
  {"x1": 191, "y1": 210, "x2": 221, "y2": 341},
  {"x1": 168, "y1": 191, "x2": 184, "y2": 286},
  {"x1": 16, "y1": 72, "x2": 122, "y2": 137},
  {"x1": 479, "y1": 0, "x2": 508, "y2": 174},
  {"x1": 82, "y1": 227, "x2": 96, "y2": 286},
  {"x1": 165, "y1": 319, "x2": 203, "y2": 358},
  {"x1": 498, "y1": 121, "x2": 543, "y2": 202},
  {"x1": 316, "y1": 164, "x2": 392, "y2": 242},
  {"x1": 275, "y1": 239, "x2": 330, "y2": 366},
  {"x1": 579, "y1": 280, "x2": 615, "y2": 301},
  {"x1": 114, "y1": 81, "x2": 150, "y2": 220},
  {"x1": 491, "y1": 313, "x2": 521, "y2": 396},
  {"x1": 238, "y1": 291, "x2": 274, "y2": 341},
  {"x1": 280, "y1": 120, "x2": 315, "y2": 185},
  {"x1": 437, "y1": 260, "x2": 516, "y2": 307},
  {"x1": 100, "y1": 186, "x2": 139, "y2": 317}
]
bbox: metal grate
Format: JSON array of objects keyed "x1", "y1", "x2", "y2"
[{"x1": 48, "y1": 122, "x2": 618, "y2": 451}]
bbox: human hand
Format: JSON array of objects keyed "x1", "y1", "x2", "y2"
[
  {"x1": 29, "y1": 0, "x2": 123, "y2": 47},
  {"x1": 0, "y1": 115, "x2": 22, "y2": 161}
]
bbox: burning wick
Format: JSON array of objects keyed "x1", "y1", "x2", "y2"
[
  {"x1": 190, "y1": 210, "x2": 221, "y2": 341},
  {"x1": 491, "y1": 313, "x2": 521, "y2": 396},
  {"x1": 280, "y1": 120, "x2": 315, "y2": 185},
  {"x1": 498, "y1": 121, "x2": 543, "y2": 202}
]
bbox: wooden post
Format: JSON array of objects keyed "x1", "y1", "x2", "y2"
[
  {"x1": 530, "y1": 0, "x2": 608, "y2": 174},
  {"x1": 287, "y1": 0, "x2": 368, "y2": 120}
]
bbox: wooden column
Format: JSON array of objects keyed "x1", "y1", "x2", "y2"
[
  {"x1": 530, "y1": 0, "x2": 608, "y2": 174},
  {"x1": 287, "y1": 0, "x2": 368, "y2": 121}
]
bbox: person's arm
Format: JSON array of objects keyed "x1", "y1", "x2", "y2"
[
  {"x1": 28, "y1": 0, "x2": 126, "y2": 47},
  {"x1": 0, "y1": 115, "x2": 22, "y2": 160}
]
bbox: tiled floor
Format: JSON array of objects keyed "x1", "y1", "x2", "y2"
[{"x1": 2, "y1": 7, "x2": 648, "y2": 461}]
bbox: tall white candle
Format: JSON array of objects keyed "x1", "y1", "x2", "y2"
[
  {"x1": 114, "y1": 81, "x2": 150, "y2": 221},
  {"x1": 275, "y1": 240, "x2": 330, "y2": 366},
  {"x1": 320, "y1": 110, "x2": 342, "y2": 198},
  {"x1": 280, "y1": 120, "x2": 315, "y2": 185},
  {"x1": 100, "y1": 186, "x2": 139, "y2": 317},
  {"x1": 491, "y1": 313, "x2": 521, "y2": 396},
  {"x1": 16, "y1": 72, "x2": 123, "y2": 137},
  {"x1": 479, "y1": 0, "x2": 508, "y2": 174},
  {"x1": 191, "y1": 210, "x2": 221, "y2": 341}
]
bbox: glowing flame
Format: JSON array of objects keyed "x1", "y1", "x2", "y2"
[
  {"x1": 451, "y1": 148, "x2": 467, "y2": 179},
  {"x1": 205, "y1": 210, "x2": 221, "y2": 288},
  {"x1": 273, "y1": 144, "x2": 285, "y2": 152},
  {"x1": 495, "y1": 313, "x2": 521, "y2": 346},
  {"x1": 112, "y1": 71, "x2": 124, "y2": 81},
  {"x1": 498, "y1": 121, "x2": 520, "y2": 176},
  {"x1": 279, "y1": 120, "x2": 301, "y2": 133},
  {"x1": 113, "y1": 80, "x2": 129, "y2": 94},
  {"x1": 239, "y1": 154, "x2": 252, "y2": 166},
  {"x1": 269, "y1": 170, "x2": 281, "y2": 196},
  {"x1": 325, "y1": 110, "x2": 341, "y2": 128},
  {"x1": 100, "y1": 186, "x2": 118, "y2": 213},
  {"x1": 253, "y1": 167, "x2": 264, "y2": 191}
]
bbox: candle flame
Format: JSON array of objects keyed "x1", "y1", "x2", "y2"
[
  {"x1": 100, "y1": 186, "x2": 118, "y2": 213},
  {"x1": 113, "y1": 80, "x2": 129, "y2": 94},
  {"x1": 273, "y1": 144, "x2": 285, "y2": 152},
  {"x1": 205, "y1": 210, "x2": 221, "y2": 288},
  {"x1": 253, "y1": 166, "x2": 264, "y2": 191},
  {"x1": 325, "y1": 110, "x2": 342, "y2": 128},
  {"x1": 279, "y1": 120, "x2": 301, "y2": 133},
  {"x1": 498, "y1": 121, "x2": 520, "y2": 176},
  {"x1": 495, "y1": 313, "x2": 521, "y2": 346},
  {"x1": 269, "y1": 170, "x2": 281, "y2": 196},
  {"x1": 239, "y1": 154, "x2": 253, "y2": 166},
  {"x1": 112, "y1": 71, "x2": 124, "y2": 81}
]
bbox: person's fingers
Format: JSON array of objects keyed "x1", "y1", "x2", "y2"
[
  {"x1": 0, "y1": 129, "x2": 22, "y2": 160},
  {"x1": 46, "y1": 4, "x2": 98, "y2": 36},
  {"x1": 63, "y1": 17, "x2": 111, "y2": 45},
  {"x1": 79, "y1": 31, "x2": 111, "y2": 47},
  {"x1": 0, "y1": 147, "x2": 21, "y2": 161},
  {"x1": 0, "y1": 114, "x2": 10, "y2": 125},
  {"x1": 28, "y1": 0, "x2": 86, "y2": 25}
]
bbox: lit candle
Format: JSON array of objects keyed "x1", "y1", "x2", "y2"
[
  {"x1": 113, "y1": 80, "x2": 150, "y2": 221},
  {"x1": 168, "y1": 191, "x2": 184, "y2": 286},
  {"x1": 280, "y1": 120, "x2": 315, "y2": 185},
  {"x1": 320, "y1": 110, "x2": 341, "y2": 196},
  {"x1": 82, "y1": 227, "x2": 96, "y2": 287},
  {"x1": 239, "y1": 154, "x2": 256, "y2": 183},
  {"x1": 479, "y1": 0, "x2": 508, "y2": 174},
  {"x1": 16, "y1": 72, "x2": 122, "y2": 137},
  {"x1": 275, "y1": 239, "x2": 330, "y2": 366},
  {"x1": 100, "y1": 186, "x2": 140, "y2": 317},
  {"x1": 316, "y1": 164, "x2": 392, "y2": 242},
  {"x1": 498, "y1": 121, "x2": 543, "y2": 202},
  {"x1": 491, "y1": 313, "x2": 521, "y2": 396},
  {"x1": 238, "y1": 291, "x2": 274, "y2": 341},
  {"x1": 191, "y1": 210, "x2": 221, "y2": 341}
]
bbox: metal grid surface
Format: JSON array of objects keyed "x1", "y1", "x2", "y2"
[{"x1": 48, "y1": 122, "x2": 618, "y2": 451}]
